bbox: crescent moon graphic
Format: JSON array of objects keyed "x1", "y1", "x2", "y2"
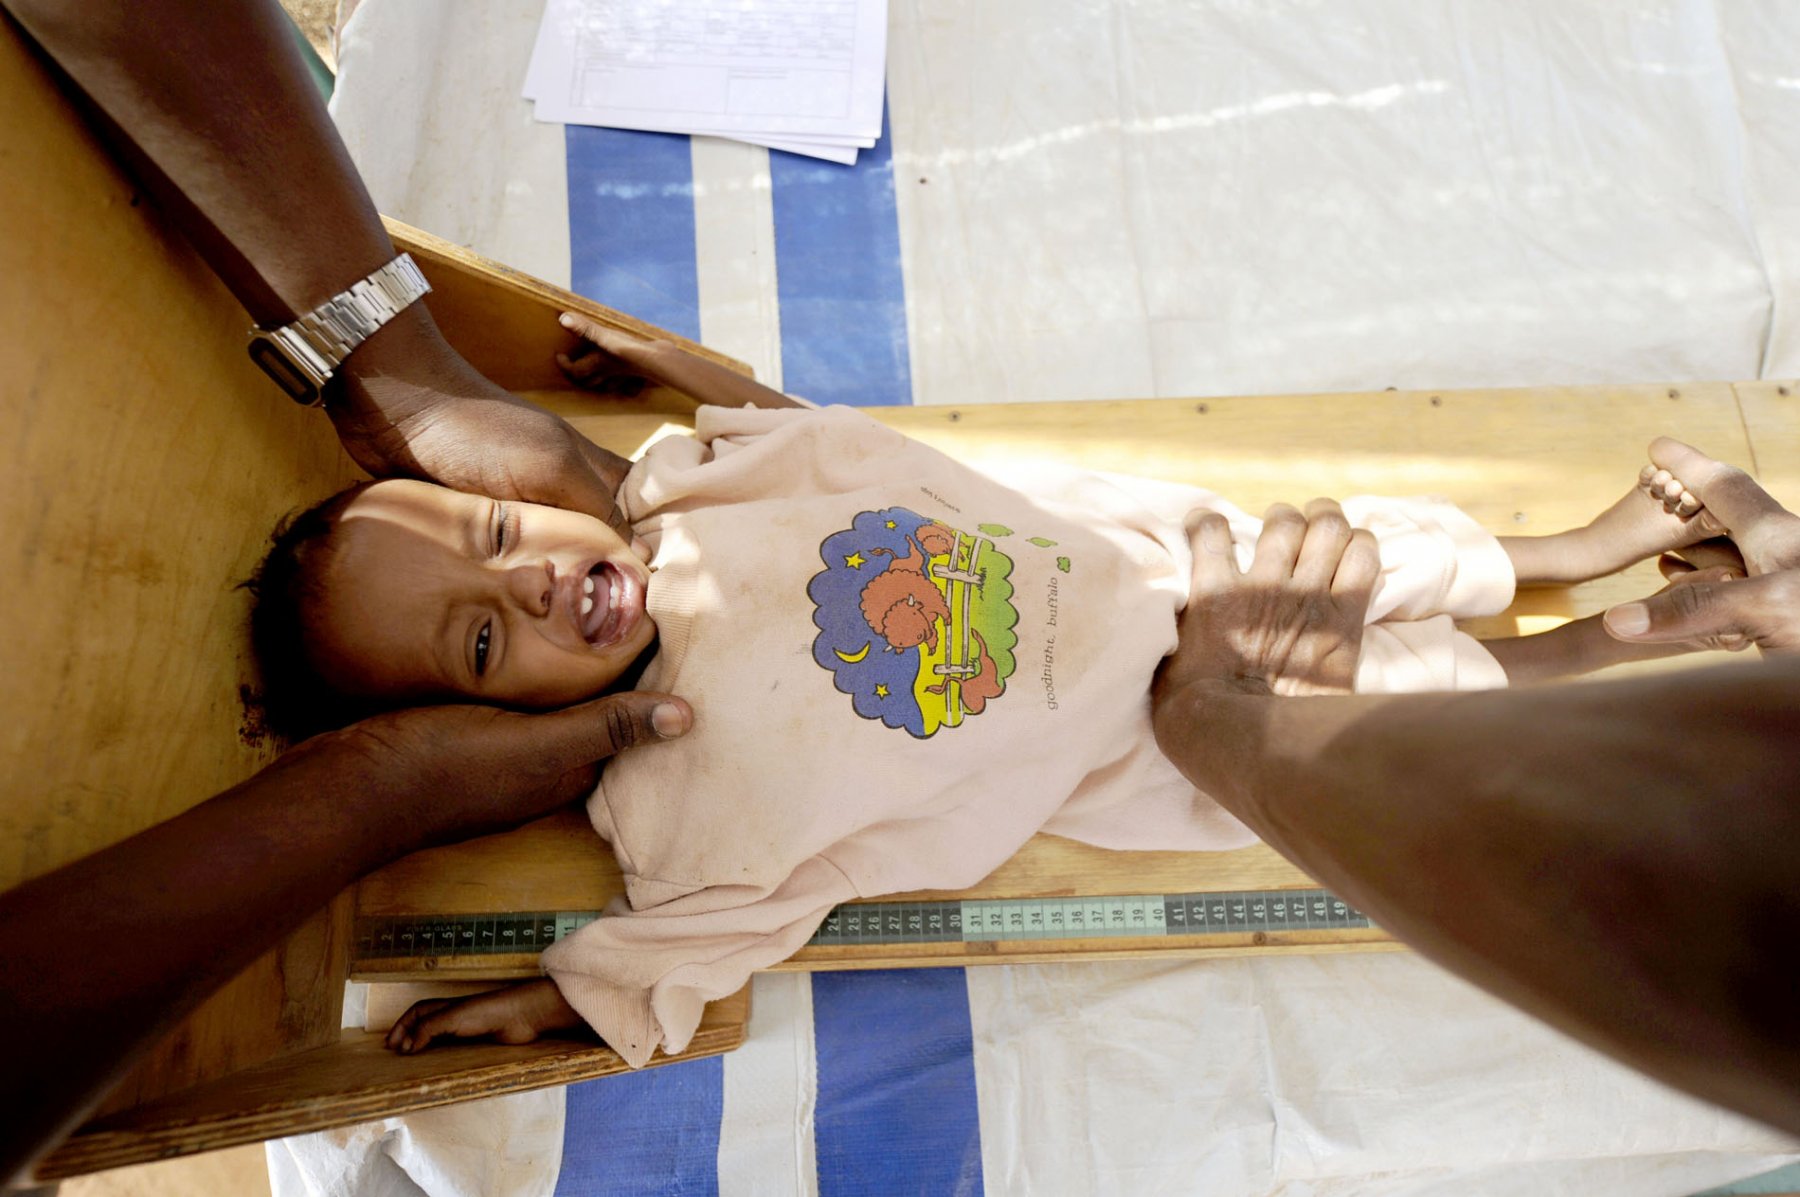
[{"x1": 834, "y1": 642, "x2": 871, "y2": 664}]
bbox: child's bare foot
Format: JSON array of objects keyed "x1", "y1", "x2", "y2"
[
  {"x1": 1503, "y1": 450, "x2": 1728, "y2": 586},
  {"x1": 1639, "y1": 462, "x2": 1710, "y2": 519}
]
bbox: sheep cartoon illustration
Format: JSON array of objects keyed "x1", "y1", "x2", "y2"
[{"x1": 859, "y1": 530, "x2": 955, "y2": 652}]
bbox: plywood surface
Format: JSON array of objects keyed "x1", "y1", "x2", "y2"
[
  {"x1": 876, "y1": 384, "x2": 1757, "y2": 639},
  {"x1": 0, "y1": 15, "x2": 750, "y2": 1154},
  {"x1": 389, "y1": 218, "x2": 748, "y2": 394},
  {"x1": 0, "y1": 20, "x2": 366, "y2": 1116},
  {"x1": 1734, "y1": 381, "x2": 1800, "y2": 504},
  {"x1": 36, "y1": 988, "x2": 750, "y2": 1181}
]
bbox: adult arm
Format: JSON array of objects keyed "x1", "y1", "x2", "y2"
[
  {"x1": 0, "y1": 694, "x2": 690, "y2": 1186},
  {"x1": 1, "y1": 0, "x2": 635, "y2": 533},
  {"x1": 1152, "y1": 501, "x2": 1800, "y2": 1135}
]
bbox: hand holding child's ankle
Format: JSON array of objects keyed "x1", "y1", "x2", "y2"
[{"x1": 1606, "y1": 439, "x2": 1800, "y2": 655}]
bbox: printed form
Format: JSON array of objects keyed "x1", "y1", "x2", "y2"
[{"x1": 526, "y1": 0, "x2": 888, "y2": 164}]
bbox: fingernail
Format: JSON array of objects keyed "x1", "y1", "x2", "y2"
[
  {"x1": 652, "y1": 703, "x2": 689, "y2": 738},
  {"x1": 400, "y1": 1037, "x2": 413, "y2": 1053},
  {"x1": 1605, "y1": 603, "x2": 1650, "y2": 635},
  {"x1": 559, "y1": 313, "x2": 578, "y2": 328}
]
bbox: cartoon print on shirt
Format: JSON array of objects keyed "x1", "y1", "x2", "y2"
[{"x1": 808, "y1": 506, "x2": 1029, "y2": 738}]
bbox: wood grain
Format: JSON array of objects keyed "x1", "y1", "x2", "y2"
[
  {"x1": 387, "y1": 218, "x2": 749, "y2": 395},
  {"x1": 1733, "y1": 380, "x2": 1800, "y2": 503},
  {"x1": 0, "y1": 16, "x2": 746, "y2": 1165},
  {"x1": 875, "y1": 385, "x2": 1755, "y2": 641},
  {"x1": 356, "y1": 810, "x2": 1324, "y2": 921},
  {"x1": 36, "y1": 988, "x2": 749, "y2": 1181},
  {"x1": 94, "y1": 893, "x2": 355, "y2": 1119},
  {"x1": 0, "y1": 19, "x2": 366, "y2": 1116}
]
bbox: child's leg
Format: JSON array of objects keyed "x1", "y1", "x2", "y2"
[
  {"x1": 1500, "y1": 464, "x2": 1724, "y2": 586},
  {"x1": 1482, "y1": 456, "x2": 1735, "y2": 682},
  {"x1": 1480, "y1": 611, "x2": 1691, "y2": 685}
]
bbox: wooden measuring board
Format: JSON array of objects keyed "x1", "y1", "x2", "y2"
[
  {"x1": 353, "y1": 807, "x2": 1406, "y2": 982},
  {"x1": 353, "y1": 888, "x2": 1388, "y2": 983},
  {"x1": 352, "y1": 379, "x2": 1791, "y2": 985}
]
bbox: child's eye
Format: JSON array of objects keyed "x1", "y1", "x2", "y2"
[
  {"x1": 474, "y1": 622, "x2": 492, "y2": 676},
  {"x1": 493, "y1": 504, "x2": 508, "y2": 556}
]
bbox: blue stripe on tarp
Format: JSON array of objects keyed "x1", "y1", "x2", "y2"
[
  {"x1": 769, "y1": 103, "x2": 913, "y2": 406},
  {"x1": 555, "y1": 1055, "x2": 725, "y2": 1196},
  {"x1": 812, "y1": 969, "x2": 984, "y2": 1196},
  {"x1": 566, "y1": 125, "x2": 702, "y2": 342}
]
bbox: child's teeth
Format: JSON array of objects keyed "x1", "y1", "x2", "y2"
[
  {"x1": 583, "y1": 575, "x2": 596, "y2": 596},
  {"x1": 580, "y1": 595, "x2": 594, "y2": 616}
]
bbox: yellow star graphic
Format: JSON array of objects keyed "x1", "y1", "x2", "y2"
[
  {"x1": 875, "y1": 683, "x2": 890, "y2": 698},
  {"x1": 845, "y1": 552, "x2": 866, "y2": 568},
  {"x1": 884, "y1": 520, "x2": 897, "y2": 529}
]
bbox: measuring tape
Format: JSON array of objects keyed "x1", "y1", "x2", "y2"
[{"x1": 354, "y1": 888, "x2": 1370, "y2": 964}]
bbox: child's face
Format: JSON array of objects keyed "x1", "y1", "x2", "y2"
[{"x1": 310, "y1": 480, "x2": 656, "y2": 708}]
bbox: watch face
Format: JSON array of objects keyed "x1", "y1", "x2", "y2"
[{"x1": 248, "y1": 338, "x2": 322, "y2": 406}]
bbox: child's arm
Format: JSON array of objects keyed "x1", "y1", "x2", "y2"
[
  {"x1": 557, "y1": 312, "x2": 805, "y2": 410},
  {"x1": 386, "y1": 978, "x2": 585, "y2": 1054}
]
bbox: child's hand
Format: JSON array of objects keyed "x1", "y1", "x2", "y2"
[
  {"x1": 558, "y1": 310, "x2": 805, "y2": 410},
  {"x1": 556, "y1": 313, "x2": 665, "y2": 397},
  {"x1": 386, "y1": 978, "x2": 586, "y2": 1054}
]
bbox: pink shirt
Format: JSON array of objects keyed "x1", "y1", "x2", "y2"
[{"x1": 543, "y1": 405, "x2": 1513, "y2": 1067}]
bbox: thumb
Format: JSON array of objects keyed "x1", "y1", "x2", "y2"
[
  {"x1": 1603, "y1": 573, "x2": 1740, "y2": 643},
  {"x1": 523, "y1": 692, "x2": 692, "y2": 777}
]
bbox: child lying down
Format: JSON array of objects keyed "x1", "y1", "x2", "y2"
[{"x1": 251, "y1": 317, "x2": 1724, "y2": 1068}]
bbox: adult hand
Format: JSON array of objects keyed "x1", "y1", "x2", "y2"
[
  {"x1": 327, "y1": 314, "x2": 638, "y2": 539},
  {"x1": 292, "y1": 689, "x2": 693, "y2": 852},
  {"x1": 1604, "y1": 438, "x2": 1800, "y2": 654},
  {"x1": 1153, "y1": 499, "x2": 1380, "y2": 710}
]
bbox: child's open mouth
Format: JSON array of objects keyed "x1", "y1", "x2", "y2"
[{"x1": 579, "y1": 563, "x2": 642, "y2": 649}]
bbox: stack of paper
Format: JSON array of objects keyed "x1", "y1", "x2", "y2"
[{"x1": 525, "y1": 0, "x2": 887, "y2": 165}]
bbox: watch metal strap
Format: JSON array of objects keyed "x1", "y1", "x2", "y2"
[
  {"x1": 286, "y1": 252, "x2": 432, "y2": 366},
  {"x1": 250, "y1": 253, "x2": 433, "y2": 405}
]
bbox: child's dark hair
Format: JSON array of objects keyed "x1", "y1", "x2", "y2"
[{"x1": 245, "y1": 482, "x2": 374, "y2": 742}]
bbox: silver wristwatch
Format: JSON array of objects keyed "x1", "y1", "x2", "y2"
[{"x1": 247, "y1": 253, "x2": 433, "y2": 406}]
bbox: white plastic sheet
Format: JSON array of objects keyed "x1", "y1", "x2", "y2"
[
  {"x1": 884, "y1": 0, "x2": 1776, "y2": 405},
  {"x1": 965, "y1": 955, "x2": 1795, "y2": 1196},
  {"x1": 266, "y1": 1089, "x2": 563, "y2": 1197}
]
